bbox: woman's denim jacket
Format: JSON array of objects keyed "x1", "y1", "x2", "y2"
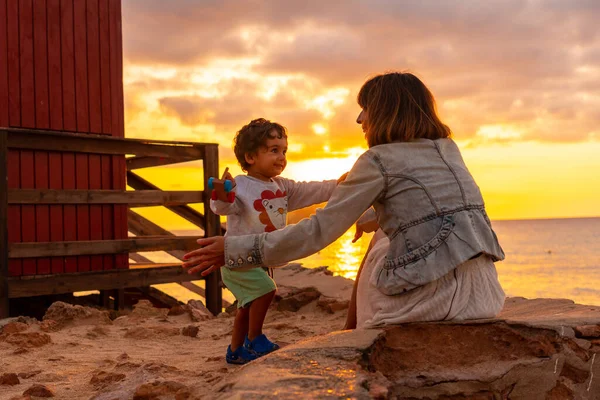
[{"x1": 224, "y1": 139, "x2": 505, "y2": 295}]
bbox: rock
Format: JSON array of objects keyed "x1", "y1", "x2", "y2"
[
  {"x1": 167, "y1": 305, "x2": 186, "y2": 316},
  {"x1": 132, "y1": 380, "x2": 190, "y2": 400},
  {"x1": 181, "y1": 325, "x2": 199, "y2": 338},
  {"x1": 573, "y1": 324, "x2": 600, "y2": 338},
  {"x1": 128, "y1": 300, "x2": 169, "y2": 320},
  {"x1": 124, "y1": 326, "x2": 180, "y2": 339},
  {"x1": 276, "y1": 287, "x2": 321, "y2": 312},
  {"x1": 186, "y1": 300, "x2": 213, "y2": 321},
  {"x1": 23, "y1": 384, "x2": 55, "y2": 397},
  {"x1": 308, "y1": 266, "x2": 333, "y2": 276},
  {"x1": 39, "y1": 320, "x2": 60, "y2": 332},
  {"x1": 1, "y1": 322, "x2": 30, "y2": 334},
  {"x1": 18, "y1": 370, "x2": 42, "y2": 379},
  {"x1": 86, "y1": 325, "x2": 109, "y2": 339},
  {"x1": 206, "y1": 301, "x2": 600, "y2": 400},
  {"x1": 90, "y1": 371, "x2": 126, "y2": 389},
  {"x1": 43, "y1": 301, "x2": 111, "y2": 328},
  {"x1": 4, "y1": 332, "x2": 52, "y2": 348},
  {"x1": 0, "y1": 372, "x2": 20, "y2": 385},
  {"x1": 13, "y1": 347, "x2": 28, "y2": 354},
  {"x1": 317, "y1": 296, "x2": 349, "y2": 313}
]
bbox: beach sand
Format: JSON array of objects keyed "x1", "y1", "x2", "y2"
[{"x1": 0, "y1": 265, "x2": 353, "y2": 399}]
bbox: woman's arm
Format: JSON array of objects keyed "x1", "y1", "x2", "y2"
[{"x1": 183, "y1": 153, "x2": 384, "y2": 275}]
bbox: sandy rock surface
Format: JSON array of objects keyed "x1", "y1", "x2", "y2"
[{"x1": 0, "y1": 265, "x2": 349, "y2": 399}]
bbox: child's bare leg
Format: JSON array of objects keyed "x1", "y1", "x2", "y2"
[
  {"x1": 248, "y1": 290, "x2": 276, "y2": 341},
  {"x1": 231, "y1": 306, "x2": 250, "y2": 351}
]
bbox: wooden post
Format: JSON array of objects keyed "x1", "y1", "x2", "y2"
[
  {"x1": 0, "y1": 133, "x2": 9, "y2": 318},
  {"x1": 203, "y1": 144, "x2": 222, "y2": 315}
]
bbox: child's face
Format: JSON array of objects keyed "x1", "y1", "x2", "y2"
[{"x1": 245, "y1": 133, "x2": 288, "y2": 181}]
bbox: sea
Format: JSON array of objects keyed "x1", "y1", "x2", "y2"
[{"x1": 148, "y1": 217, "x2": 600, "y2": 307}]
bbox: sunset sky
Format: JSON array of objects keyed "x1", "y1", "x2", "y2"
[{"x1": 120, "y1": 0, "x2": 600, "y2": 226}]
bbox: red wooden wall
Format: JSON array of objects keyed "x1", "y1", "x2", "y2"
[{"x1": 0, "y1": 0, "x2": 128, "y2": 276}]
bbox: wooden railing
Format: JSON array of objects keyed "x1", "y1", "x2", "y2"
[{"x1": 0, "y1": 127, "x2": 227, "y2": 318}]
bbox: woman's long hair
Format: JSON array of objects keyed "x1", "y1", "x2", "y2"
[{"x1": 357, "y1": 72, "x2": 451, "y2": 147}]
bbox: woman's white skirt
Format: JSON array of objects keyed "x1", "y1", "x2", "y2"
[{"x1": 357, "y1": 234, "x2": 506, "y2": 329}]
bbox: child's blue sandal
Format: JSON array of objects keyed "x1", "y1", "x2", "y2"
[
  {"x1": 244, "y1": 334, "x2": 280, "y2": 356},
  {"x1": 226, "y1": 345, "x2": 258, "y2": 365}
]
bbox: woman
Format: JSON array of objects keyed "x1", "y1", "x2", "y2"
[{"x1": 183, "y1": 72, "x2": 506, "y2": 328}]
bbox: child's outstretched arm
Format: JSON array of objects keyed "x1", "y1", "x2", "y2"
[{"x1": 280, "y1": 174, "x2": 348, "y2": 212}]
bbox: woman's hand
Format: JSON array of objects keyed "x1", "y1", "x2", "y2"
[
  {"x1": 337, "y1": 172, "x2": 349, "y2": 184},
  {"x1": 182, "y1": 236, "x2": 226, "y2": 276},
  {"x1": 352, "y1": 218, "x2": 380, "y2": 243}
]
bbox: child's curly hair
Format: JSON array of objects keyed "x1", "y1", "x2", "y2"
[{"x1": 233, "y1": 118, "x2": 288, "y2": 171}]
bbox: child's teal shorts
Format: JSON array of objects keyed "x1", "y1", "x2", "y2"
[{"x1": 221, "y1": 266, "x2": 276, "y2": 308}]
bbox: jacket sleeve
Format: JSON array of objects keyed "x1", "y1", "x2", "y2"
[
  {"x1": 223, "y1": 153, "x2": 384, "y2": 269},
  {"x1": 280, "y1": 178, "x2": 338, "y2": 212}
]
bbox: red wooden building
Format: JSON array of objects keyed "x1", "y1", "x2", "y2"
[
  {"x1": 0, "y1": 0, "x2": 223, "y2": 318},
  {"x1": 1, "y1": 0, "x2": 128, "y2": 277}
]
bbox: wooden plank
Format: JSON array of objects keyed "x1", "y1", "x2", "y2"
[
  {"x1": 34, "y1": 151, "x2": 51, "y2": 274},
  {"x1": 202, "y1": 144, "x2": 222, "y2": 314},
  {"x1": 47, "y1": 0, "x2": 64, "y2": 275},
  {"x1": 9, "y1": 236, "x2": 203, "y2": 258},
  {"x1": 9, "y1": 189, "x2": 205, "y2": 206},
  {"x1": 47, "y1": 0, "x2": 62, "y2": 131},
  {"x1": 62, "y1": 151, "x2": 78, "y2": 273},
  {"x1": 0, "y1": 132, "x2": 9, "y2": 317},
  {"x1": 109, "y1": 0, "x2": 127, "y2": 270},
  {"x1": 7, "y1": 150, "x2": 21, "y2": 277},
  {"x1": 127, "y1": 171, "x2": 207, "y2": 230},
  {"x1": 129, "y1": 253, "x2": 153, "y2": 264},
  {"x1": 20, "y1": 150, "x2": 36, "y2": 275},
  {"x1": 89, "y1": 154, "x2": 103, "y2": 271},
  {"x1": 32, "y1": 0, "x2": 50, "y2": 275},
  {"x1": 19, "y1": 0, "x2": 35, "y2": 128},
  {"x1": 7, "y1": 0, "x2": 20, "y2": 126},
  {"x1": 33, "y1": 0, "x2": 49, "y2": 128},
  {"x1": 0, "y1": 0, "x2": 9, "y2": 126},
  {"x1": 73, "y1": 0, "x2": 89, "y2": 133},
  {"x1": 5, "y1": 128, "x2": 207, "y2": 158},
  {"x1": 136, "y1": 286, "x2": 180, "y2": 308},
  {"x1": 48, "y1": 151, "x2": 64, "y2": 274},
  {"x1": 108, "y1": 0, "x2": 126, "y2": 270},
  {"x1": 98, "y1": 0, "x2": 114, "y2": 271},
  {"x1": 60, "y1": 0, "x2": 76, "y2": 132},
  {"x1": 7, "y1": 265, "x2": 205, "y2": 298},
  {"x1": 61, "y1": 0, "x2": 78, "y2": 273},
  {"x1": 126, "y1": 155, "x2": 196, "y2": 170},
  {"x1": 2, "y1": 0, "x2": 21, "y2": 279},
  {"x1": 101, "y1": 153, "x2": 114, "y2": 270},
  {"x1": 98, "y1": 0, "x2": 111, "y2": 135},
  {"x1": 75, "y1": 152, "x2": 90, "y2": 272},
  {"x1": 127, "y1": 209, "x2": 187, "y2": 260},
  {"x1": 87, "y1": 0, "x2": 102, "y2": 134}
]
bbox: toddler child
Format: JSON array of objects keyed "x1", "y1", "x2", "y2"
[{"x1": 210, "y1": 118, "x2": 342, "y2": 364}]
